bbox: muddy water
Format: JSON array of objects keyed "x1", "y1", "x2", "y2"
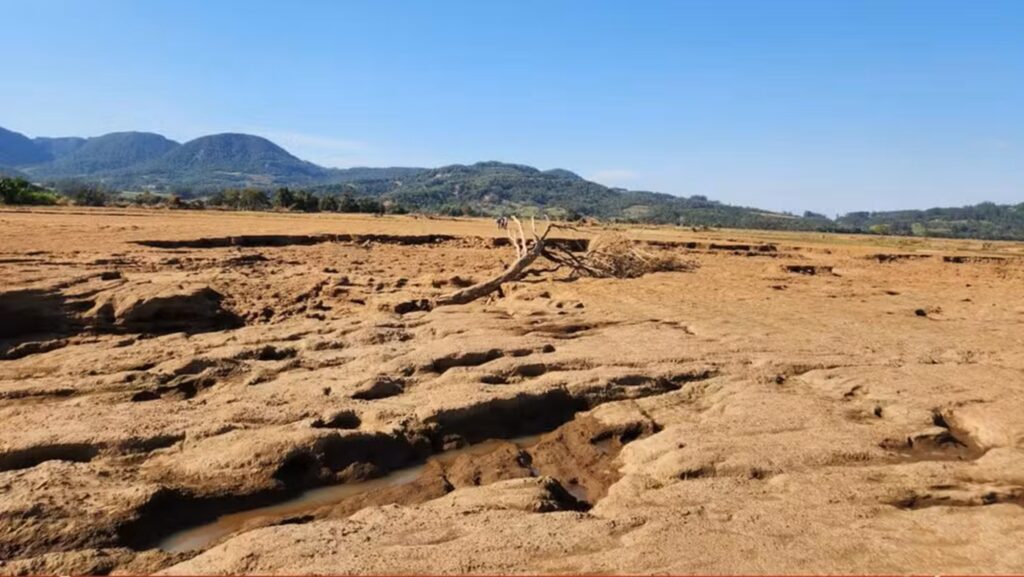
[{"x1": 158, "y1": 435, "x2": 542, "y2": 553}]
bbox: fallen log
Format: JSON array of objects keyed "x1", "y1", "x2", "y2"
[{"x1": 434, "y1": 217, "x2": 554, "y2": 307}]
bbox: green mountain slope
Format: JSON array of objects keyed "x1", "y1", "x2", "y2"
[
  {"x1": 324, "y1": 166, "x2": 426, "y2": 183},
  {"x1": 32, "y1": 136, "x2": 87, "y2": 160},
  {"x1": 0, "y1": 166, "x2": 29, "y2": 179},
  {"x1": 0, "y1": 127, "x2": 51, "y2": 166},
  {"x1": 29, "y1": 132, "x2": 180, "y2": 177},
  {"x1": 321, "y1": 161, "x2": 832, "y2": 230},
  {"x1": 119, "y1": 133, "x2": 328, "y2": 189}
]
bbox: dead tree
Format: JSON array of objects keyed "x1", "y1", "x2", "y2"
[
  {"x1": 432, "y1": 217, "x2": 694, "y2": 308},
  {"x1": 541, "y1": 233, "x2": 686, "y2": 279},
  {"x1": 434, "y1": 216, "x2": 557, "y2": 307}
]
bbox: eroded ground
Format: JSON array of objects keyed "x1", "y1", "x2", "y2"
[{"x1": 1, "y1": 207, "x2": 1024, "y2": 575}]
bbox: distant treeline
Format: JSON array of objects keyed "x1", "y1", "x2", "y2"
[
  {"x1": 2, "y1": 176, "x2": 1023, "y2": 241},
  {"x1": 0, "y1": 177, "x2": 495, "y2": 217},
  {"x1": 0, "y1": 177, "x2": 421, "y2": 215},
  {"x1": 834, "y1": 203, "x2": 1024, "y2": 241}
]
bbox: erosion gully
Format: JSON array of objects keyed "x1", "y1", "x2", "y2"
[
  {"x1": 143, "y1": 377, "x2": 694, "y2": 555},
  {"x1": 158, "y1": 434, "x2": 545, "y2": 553}
]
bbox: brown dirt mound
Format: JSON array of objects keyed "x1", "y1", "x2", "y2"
[{"x1": 86, "y1": 281, "x2": 241, "y2": 333}]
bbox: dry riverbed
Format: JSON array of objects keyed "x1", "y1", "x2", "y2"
[{"x1": 1, "y1": 207, "x2": 1024, "y2": 574}]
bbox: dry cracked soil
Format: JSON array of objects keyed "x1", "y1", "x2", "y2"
[{"x1": 1, "y1": 207, "x2": 1024, "y2": 575}]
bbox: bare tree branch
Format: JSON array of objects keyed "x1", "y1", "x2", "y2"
[
  {"x1": 433, "y1": 216, "x2": 554, "y2": 307},
  {"x1": 431, "y1": 220, "x2": 694, "y2": 309}
]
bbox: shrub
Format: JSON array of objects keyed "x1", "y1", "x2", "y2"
[{"x1": 0, "y1": 178, "x2": 58, "y2": 205}]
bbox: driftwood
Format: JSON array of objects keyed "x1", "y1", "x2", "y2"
[
  {"x1": 434, "y1": 217, "x2": 556, "y2": 307},
  {"x1": 432, "y1": 218, "x2": 695, "y2": 308},
  {"x1": 544, "y1": 232, "x2": 692, "y2": 279}
]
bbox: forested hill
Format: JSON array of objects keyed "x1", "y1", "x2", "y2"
[
  {"x1": 313, "y1": 161, "x2": 833, "y2": 231},
  {"x1": 1, "y1": 124, "x2": 1022, "y2": 239},
  {"x1": 836, "y1": 202, "x2": 1024, "y2": 240},
  {"x1": 35, "y1": 132, "x2": 180, "y2": 176},
  {"x1": 317, "y1": 162, "x2": 1023, "y2": 238}
]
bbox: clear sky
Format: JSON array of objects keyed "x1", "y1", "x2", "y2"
[{"x1": 3, "y1": 0, "x2": 1022, "y2": 214}]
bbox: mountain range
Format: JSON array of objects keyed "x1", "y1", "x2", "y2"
[
  {"x1": 0, "y1": 125, "x2": 800, "y2": 226},
  {"x1": 0, "y1": 126, "x2": 396, "y2": 190},
  {"x1": 2, "y1": 125, "x2": 1022, "y2": 239}
]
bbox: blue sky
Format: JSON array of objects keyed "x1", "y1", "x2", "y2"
[{"x1": 3, "y1": 0, "x2": 1022, "y2": 214}]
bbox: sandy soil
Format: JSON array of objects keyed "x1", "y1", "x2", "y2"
[{"x1": 1, "y1": 206, "x2": 1023, "y2": 575}]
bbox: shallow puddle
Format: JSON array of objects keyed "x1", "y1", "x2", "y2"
[{"x1": 159, "y1": 434, "x2": 542, "y2": 553}]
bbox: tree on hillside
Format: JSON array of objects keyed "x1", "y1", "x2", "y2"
[
  {"x1": 292, "y1": 190, "x2": 318, "y2": 212},
  {"x1": 272, "y1": 187, "x2": 294, "y2": 209},
  {"x1": 357, "y1": 197, "x2": 384, "y2": 214},
  {"x1": 339, "y1": 194, "x2": 359, "y2": 213},
  {"x1": 238, "y1": 188, "x2": 269, "y2": 210},
  {"x1": 56, "y1": 182, "x2": 112, "y2": 206},
  {"x1": 318, "y1": 195, "x2": 338, "y2": 212}
]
